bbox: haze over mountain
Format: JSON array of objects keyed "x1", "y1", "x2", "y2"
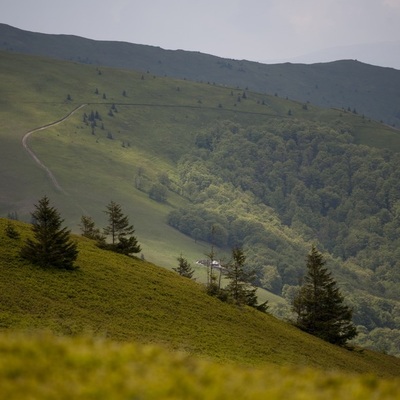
[
  {"x1": 1, "y1": 23, "x2": 400, "y2": 128},
  {"x1": 262, "y1": 40, "x2": 400, "y2": 70}
]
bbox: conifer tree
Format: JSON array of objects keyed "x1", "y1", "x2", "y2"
[
  {"x1": 224, "y1": 247, "x2": 267, "y2": 311},
  {"x1": 293, "y1": 245, "x2": 357, "y2": 346},
  {"x1": 173, "y1": 254, "x2": 195, "y2": 279},
  {"x1": 5, "y1": 221, "x2": 20, "y2": 239},
  {"x1": 79, "y1": 215, "x2": 105, "y2": 243},
  {"x1": 103, "y1": 201, "x2": 141, "y2": 255},
  {"x1": 20, "y1": 196, "x2": 78, "y2": 269}
]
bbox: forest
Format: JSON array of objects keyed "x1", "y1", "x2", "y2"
[{"x1": 167, "y1": 117, "x2": 400, "y2": 355}]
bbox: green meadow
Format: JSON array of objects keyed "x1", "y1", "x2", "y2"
[
  {"x1": 1, "y1": 218, "x2": 400, "y2": 399},
  {"x1": 1, "y1": 51, "x2": 400, "y2": 396}
]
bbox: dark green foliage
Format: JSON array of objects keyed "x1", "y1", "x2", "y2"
[
  {"x1": 5, "y1": 222, "x2": 20, "y2": 239},
  {"x1": 149, "y1": 183, "x2": 167, "y2": 203},
  {"x1": 102, "y1": 201, "x2": 141, "y2": 255},
  {"x1": 224, "y1": 247, "x2": 251, "y2": 305},
  {"x1": 79, "y1": 215, "x2": 105, "y2": 243},
  {"x1": 173, "y1": 254, "x2": 194, "y2": 279},
  {"x1": 293, "y1": 246, "x2": 357, "y2": 346},
  {"x1": 170, "y1": 120, "x2": 400, "y2": 299},
  {"x1": 224, "y1": 247, "x2": 267, "y2": 311},
  {"x1": 20, "y1": 196, "x2": 78, "y2": 270}
]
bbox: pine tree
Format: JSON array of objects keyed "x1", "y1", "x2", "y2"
[
  {"x1": 103, "y1": 201, "x2": 141, "y2": 255},
  {"x1": 293, "y1": 245, "x2": 357, "y2": 346},
  {"x1": 79, "y1": 215, "x2": 105, "y2": 243},
  {"x1": 20, "y1": 196, "x2": 78, "y2": 270},
  {"x1": 5, "y1": 221, "x2": 20, "y2": 239},
  {"x1": 173, "y1": 254, "x2": 195, "y2": 279},
  {"x1": 224, "y1": 247, "x2": 267, "y2": 311}
]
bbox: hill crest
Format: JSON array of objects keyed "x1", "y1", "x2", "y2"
[{"x1": 1, "y1": 23, "x2": 400, "y2": 127}]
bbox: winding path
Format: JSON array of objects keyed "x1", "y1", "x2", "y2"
[{"x1": 22, "y1": 104, "x2": 87, "y2": 192}]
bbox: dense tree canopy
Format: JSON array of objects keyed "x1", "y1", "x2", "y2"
[{"x1": 167, "y1": 119, "x2": 400, "y2": 352}]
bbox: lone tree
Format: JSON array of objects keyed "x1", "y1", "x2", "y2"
[
  {"x1": 292, "y1": 245, "x2": 357, "y2": 346},
  {"x1": 103, "y1": 201, "x2": 141, "y2": 255},
  {"x1": 224, "y1": 247, "x2": 268, "y2": 312},
  {"x1": 20, "y1": 196, "x2": 78, "y2": 270},
  {"x1": 173, "y1": 254, "x2": 195, "y2": 279}
]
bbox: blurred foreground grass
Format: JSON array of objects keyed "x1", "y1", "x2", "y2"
[{"x1": 0, "y1": 332, "x2": 399, "y2": 400}]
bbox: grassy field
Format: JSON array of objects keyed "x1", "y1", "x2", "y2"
[
  {"x1": 1, "y1": 218, "x2": 400, "y2": 398},
  {"x1": 1, "y1": 219, "x2": 400, "y2": 377}
]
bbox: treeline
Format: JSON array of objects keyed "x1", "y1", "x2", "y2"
[
  {"x1": 169, "y1": 119, "x2": 400, "y2": 294},
  {"x1": 167, "y1": 119, "x2": 400, "y2": 351}
]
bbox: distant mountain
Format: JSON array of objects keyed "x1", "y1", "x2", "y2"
[
  {"x1": 1, "y1": 23, "x2": 400, "y2": 127},
  {"x1": 262, "y1": 41, "x2": 400, "y2": 70}
]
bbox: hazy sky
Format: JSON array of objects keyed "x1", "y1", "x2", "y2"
[{"x1": 2, "y1": 0, "x2": 400, "y2": 63}]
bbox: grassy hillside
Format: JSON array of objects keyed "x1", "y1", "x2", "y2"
[
  {"x1": 1, "y1": 218, "x2": 400, "y2": 380},
  {"x1": 1, "y1": 50, "x2": 400, "y2": 356},
  {"x1": 1, "y1": 23, "x2": 400, "y2": 127}
]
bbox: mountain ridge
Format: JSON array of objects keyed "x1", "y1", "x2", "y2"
[
  {"x1": 261, "y1": 40, "x2": 400, "y2": 70},
  {"x1": 1, "y1": 23, "x2": 399, "y2": 127}
]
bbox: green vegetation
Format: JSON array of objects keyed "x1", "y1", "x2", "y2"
[
  {"x1": 101, "y1": 200, "x2": 141, "y2": 255},
  {"x1": 167, "y1": 119, "x2": 400, "y2": 354},
  {"x1": 2, "y1": 23, "x2": 400, "y2": 127},
  {"x1": 1, "y1": 332, "x2": 400, "y2": 400},
  {"x1": 173, "y1": 254, "x2": 195, "y2": 279},
  {"x1": 293, "y1": 246, "x2": 357, "y2": 345},
  {"x1": 0, "y1": 50, "x2": 400, "y2": 356},
  {"x1": 20, "y1": 196, "x2": 78, "y2": 270},
  {"x1": 1, "y1": 218, "x2": 400, "y2": 381}
]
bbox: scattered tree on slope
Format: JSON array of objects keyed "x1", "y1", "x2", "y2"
[
  {"x1": 224, "y1": 247, "x2": 268, "y2": 312},
  {"x1": 173, "y1": 254, "x2": 195, "y2": 279},
  {"x1": 21, "y1": 196, "x2": 78, "y2": 270},
  {"x1": 102, "y1": 201, "x2": 141, "y2": 256},
  {"x1": 79, "y1": 215, "x2": 105, "y2": 242},
  {"x1": 293, "y1": 245, "x2": 357, "y2": 346}
]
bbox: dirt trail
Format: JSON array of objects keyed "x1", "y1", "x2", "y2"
[{"x1": 22, "y1": 104, "x2": 87, "y2": 193}]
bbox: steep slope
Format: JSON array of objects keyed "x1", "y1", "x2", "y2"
[
  {"x1": 1, "y1": 218, "x2": 400, "y2": 379},
  {"x1": 1, "y1": 51, "x2": 400, "y2": 356},
  {"x1": 1, "y1": 23, "x2": 400, "y2": 127}
]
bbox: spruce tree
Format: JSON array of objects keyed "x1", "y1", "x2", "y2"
[
  {"x1": 173, "y1": 254, "x2": 195, "y2": 279},
  {"x1": 224, "y1": 247, "x2": 267, "y2": 311},
  {"x1": 79, "y1": 215, "x2": 105, "y2": 243},
  {"x1": 5, "y1": 221, "x2": 20, "y2": 239},
  {"x1": 293, "y1": 245, "x2": 357, "y2": 346},
  {"x1": 20, "y1": 196, "x2": 78, "y2": 270},
  {"x1": 103, "y1": 201, "x2": 141, "y2": 255}
]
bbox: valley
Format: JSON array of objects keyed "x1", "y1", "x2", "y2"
[{"x1": 0, "y1": 38, "x2": 400, "y2": 396}]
